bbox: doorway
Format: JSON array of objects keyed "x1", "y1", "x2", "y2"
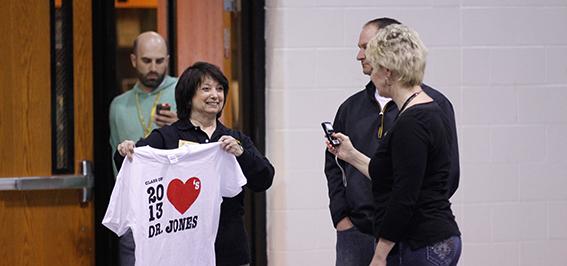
[{"x1": 92, "y1": 0, "x2": 267, "y2": 265}]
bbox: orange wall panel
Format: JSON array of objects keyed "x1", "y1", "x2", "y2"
[
  {"x1": 175, "y1": 0, "x2": 224, "y2": 74},
  {"x1": 115, "y1": 0, "x2": 157, "y2": 9}
]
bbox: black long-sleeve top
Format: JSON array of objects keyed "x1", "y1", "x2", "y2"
[
  {"x1": 114, "y1": 119, "x2": 275, "y2": 266},
  {"x1": 369, "y1": 102, "x2": 460, "y2": 249}
]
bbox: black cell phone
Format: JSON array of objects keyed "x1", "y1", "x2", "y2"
[
  {"x1": 156, "y1": 103, "x2": 171, "y2": 115},
  {"x1": 321, "y1": 122, "x2": 340, "y2": 146}
]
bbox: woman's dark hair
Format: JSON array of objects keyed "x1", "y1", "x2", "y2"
[{"x1": 175, "y1": 61, "x2": 229, "y2": 120}]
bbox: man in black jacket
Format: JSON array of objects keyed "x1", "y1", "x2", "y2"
[{"x1": 324, "y1": 17, "x2": 460, "y2": 266}]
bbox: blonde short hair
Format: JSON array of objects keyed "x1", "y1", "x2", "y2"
[{"x1": 365, "y1": 24, "x2": 427, "y2": 87}]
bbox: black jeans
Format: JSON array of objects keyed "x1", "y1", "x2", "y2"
[
  {"x1": 336, "y1": 225, "x2": 375, "y2": 266},
  {"x1": 119, "y1": 229, "x2": 135, "y2": 266}
]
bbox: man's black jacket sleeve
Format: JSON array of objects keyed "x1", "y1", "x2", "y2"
[{"x1": 324, "y1": 105, "x2": 349, "y2": 228}]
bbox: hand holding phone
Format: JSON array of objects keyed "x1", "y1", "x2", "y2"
[
  {"x1": 156, "y1": 103, "x2": 171, "y2": 115},
  {"x1": 321, "y1": 122, "x2": 340, "y2": 146}
]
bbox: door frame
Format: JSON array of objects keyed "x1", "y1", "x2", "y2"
[
  {"x1": 239, "y1": 1, "x2": 268, "y2": 265},
  {"x1": 92, "y1": 1, "x2": 119, "y2": 265}
]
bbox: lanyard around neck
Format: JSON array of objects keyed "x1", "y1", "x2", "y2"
[
  {"x1": 135, "y1": 90, "x2": 162, "y2": 137},
  {"x1": 396, "y1": 90, "x2": 422, "y2": 119}
]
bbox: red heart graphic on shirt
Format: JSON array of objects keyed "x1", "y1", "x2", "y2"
[{"x1": 167, "y1": 177, "x2": 201, "y2": 214}]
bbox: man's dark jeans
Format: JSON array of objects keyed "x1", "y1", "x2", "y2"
[
  {"x1": 119, "y1": 229, "x2": 135, "y2": 266},
  {"x1": 336, "y1": 225, "x2": 375, "y2": 266}
]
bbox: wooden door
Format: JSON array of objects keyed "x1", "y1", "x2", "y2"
[
  {"x1": 0, "y1": 0, "x2": 94, "y2": 265},
  {"x1": 174, "y1": 0, "x2": 239, "y2": 128}
]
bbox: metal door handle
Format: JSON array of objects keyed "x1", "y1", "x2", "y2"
[{"x1": 0, "y1": 160, "x2": 94, "y2": 203}]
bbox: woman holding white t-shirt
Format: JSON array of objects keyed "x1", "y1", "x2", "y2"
[{"x1": 115, "y1": 61, "x2": 275, "y2": 266}]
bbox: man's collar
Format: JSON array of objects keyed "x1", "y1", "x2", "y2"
[
  {"x1": 365, "y1": 81, "x2": 375, "y2": 90},
  {"x1": 365, "y1": 81, "x2": 377, "y2": 100}
]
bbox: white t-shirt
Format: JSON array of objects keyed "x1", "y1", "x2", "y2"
[{"x1": 103, "y1": 143, "x2": 247, "y2": 266}]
